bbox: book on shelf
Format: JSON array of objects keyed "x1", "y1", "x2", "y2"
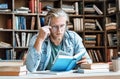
[
  {"x1": 0, "y1": 71, "x2": 27, "y2": 76},
  {"x1": 50, "y1": 50, "x2": 85, "y2": 71},
  {"x1": 0, "y1": 3, "x2": 8, "y2": 9},
  {"x1": 26, "y1": 33, "x2": 32, "y2": 47},
  {"x1": 14, "y1": 7, "x2": 30, "y2": 13},
  {"x1": 84, "y1": 5, "x2": 95, "y2": 14},
  {"x1": 96, "y1": 34, "x2": 101, "y2": 46},
  {"x1": 5, "y1": 49, "x2": 16, "y2": 60},
  {"x1": 0, "y1": 9, "x2": 11, "y2": 12},
  {"x1": 95, "y1": 20, "x2": 103, "y2": 31},
  {"x1": 74, "y1": 2, "x2": 79, "y2": 15},
  {"x1": 107, "y1": 33, "x2": 117, "y2": 46},
  {"x1": 0, "y1": 60, "x2": 24, "y2": 66},
  {"x1": 119, "y1": 0, "x2": 120, "y2": 11},
  {"x1": 80, "y1": 63, "x2": 109, "y2": 69},
  {"x1": 29, "y1": 0, "x2": 35, "y2": 13},
  {"x1": 107, "y1": 49, "x2": 114, "y2": 62},
  {"x1": 85, "y1": 50, "x2": 103, "y2": 63},
  {"x1": 21, "y1": 32, "x2": 26, "y2": 47},
  {"x1": 62, "y1": 4, "x2": 75, "y2": 14},
  {"x1": 93, "y1": 4, "x2": 103, "y2": 15},
  {"x1": 105, "y1": 22, "x2": 117, "y2": 31},
  {"x1": 30, "y1": 16, "x2": 36, "y2": 30},
  {"x1": 7, "y1": 18, "x2": 12, "y2": 29},
  {"x1": 15, "y1": 33, "x2": 21, "y2": 47},
  {"x1": 77, "y1": 68, "x2": 109, "y2": 74},
  {"x1": 0, "y1": 41, "x2": 12, "y2": 48}
]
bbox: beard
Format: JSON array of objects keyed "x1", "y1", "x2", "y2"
[
  {"x1": 50, "y1": 31, "x2": 65, "y2": 45},
  {"x1": 50, "y1": 33, "x2": 63, "y2": 41}
]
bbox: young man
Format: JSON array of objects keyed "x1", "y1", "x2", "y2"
[{"x1": 26, "y1": 8, "x2": 92, "y2": 72}]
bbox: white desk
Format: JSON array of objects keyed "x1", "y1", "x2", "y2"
[{"x1": 0, "y1": 72, "x2": 120, "y2": 79}]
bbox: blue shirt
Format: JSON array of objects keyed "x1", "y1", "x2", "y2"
[{"x1": 25, "y1": 30, "x2": 92, "y2": 72}]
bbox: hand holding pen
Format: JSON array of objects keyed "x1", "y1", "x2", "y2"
[{"x1": 38, "y1": 18, "x2": 51, "y2": 41}]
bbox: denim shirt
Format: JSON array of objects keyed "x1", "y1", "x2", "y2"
[{"x1": 25, "y1": 30, "x2": 92, "y2": 72}]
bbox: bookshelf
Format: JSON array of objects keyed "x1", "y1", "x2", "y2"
[
  {"x1": 0, "y1": 0, "x2": 119, "y2": 63},
  {"x1": 117, "y1": 0, "x2": 120, "y2": 57}
]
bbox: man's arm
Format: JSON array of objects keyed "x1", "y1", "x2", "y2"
[
  {"x1": 73, "y1": 32, "x2": 92, "y2": 64},
  {"x1": 25, "y1": 26, "x2": 51, "y2": 72},
  {"x1": 25, "y1": 34, "x2": 41, "y2": 72}
]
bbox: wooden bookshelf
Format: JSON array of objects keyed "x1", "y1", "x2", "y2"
[{"x1": 0, "y1": 0, "x2": 119, "y2": 62}]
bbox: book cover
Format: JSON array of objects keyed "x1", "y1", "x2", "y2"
[
  {"x1": 7, "y1": 18, "x2": 12, "y2": 29},
  {"x1": 0, "y1": 60, "x2": 24, "y2": 66},
  {"x1": 80, "y1": 63, "x2": 109, "y2": 69},
  {"x1": 95, "y1": 20, "x2": 103, "y2": 31},
  {"x1": 0, "y1": 71, "x2": 27, "y2": 76},
  {"x1": 30, "y1": 16, "x2": 36, "y2": 30},
  {"x1": 15, "y1": 33, "x2": 21, "y2": 47},
  {"x1": 93, "y1": 4, "x2": 103, "y2": 15},
  {"x1": 50, "y1": 50, "x2": 85, "y2": 71},
  {"x1": 0, "y1": 65, "x2": 27, "y2": 72},
  {"x1": 26, "y1": 33, "x2": 32, "y2": 47},
  {"x1": 21, "y1": 32, "x2": 26, "y2": 47},
  {"x1": 29, "y1": 0, "x2": 35, "y2": 13}
]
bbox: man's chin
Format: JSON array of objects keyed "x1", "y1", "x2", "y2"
[{"x1": 55, "y1": 36, "x2": 62, "y2": 41}]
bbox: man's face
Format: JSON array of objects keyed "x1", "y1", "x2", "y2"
[{"x1": 50, "y1": 17, "x2": 67, "y2": 41}]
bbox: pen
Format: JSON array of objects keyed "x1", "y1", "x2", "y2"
[{"x1": 48, "y1": 18, "x2": 51, "y2": 26}]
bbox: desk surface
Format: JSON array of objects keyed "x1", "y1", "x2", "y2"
[{"x1": 0, "y1": 71, "x2": 120, "y2": 79}]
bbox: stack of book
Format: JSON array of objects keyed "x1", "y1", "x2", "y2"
[
  {"x1": 77, "y1": 63, "x2": 110, "y2": 73},
  {"x1": 0, "y1": 60, "x2": 27, "y2": 76}
]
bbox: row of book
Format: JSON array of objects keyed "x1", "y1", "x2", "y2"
[
  {"x1": 107, "y1": 33, "x2": 117, "y2": 46},
  {"x1": 107, "y1": 3, "x2": 116, "y2": 14},
  {"x1": 84, "y1": 19, "x2": 103, "y2": 31},
  {"x1": 5, "y1": 49, "x2": 27, "y2": 60},
  {"x1": 84, "y1": 4, "x2": 103, "y2": 15},
  {"x1": 87, "y1": 49, "x2": 103, "y2": 63},
  {"x1": 15, "y1": 32, "x2": 34, "y2": 47},
  {"x1": 0, "y1": 3, "x2": 11, "y2": 12},
  {"x1": 14, "y1": 16, "x2": 45, "y2": 30},
  {"x1": 73, "y1": 18, "x2": 103, "y2": 32},
  {"x1": 29, "y1": 0, "x2": 42, "y2": 13},
  {"x1": 62, "y1": 2, "x2": 79, "y2": 15},
  {"x1": 87, "y1": 48, "x2": 116, "y2": 63},
  {"x1": 85, "y1": 34, "x2": 102, "y2": 46}
]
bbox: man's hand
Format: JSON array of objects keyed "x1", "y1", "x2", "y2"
[
  {"x1": 34, "y1": 26, "x2": 51, "y2": 52},
  {"x1": 38, "y1": 26, "x2": 51, "y2": 41},
  {"x1": 76, "y1": 56, "x2": 88, "y2": 64}
]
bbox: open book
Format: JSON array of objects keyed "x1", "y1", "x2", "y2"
[{"x1": 50, "y1": 50, "x2": 85, "y2": 71}]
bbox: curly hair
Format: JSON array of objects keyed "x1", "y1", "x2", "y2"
[{"x1": 44, "y1": 8, "x2": 69, "y2": 25}]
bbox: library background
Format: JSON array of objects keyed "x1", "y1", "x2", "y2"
[{"x1": 0, "y1": 0, "x2": 120, "y2": 63}]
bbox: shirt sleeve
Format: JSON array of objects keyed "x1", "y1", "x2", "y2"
[
  {"x1": 74, "y1": 32, "x2": 92, "y2": 63},
  {"x1": 25, "y1": 34, "x2": 41, "y2": 72}
]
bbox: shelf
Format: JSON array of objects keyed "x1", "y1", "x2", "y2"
[{"x1": 0, "y1": 0, "x2": 119, "y2": 63}]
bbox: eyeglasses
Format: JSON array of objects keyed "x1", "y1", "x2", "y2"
[{"x1": 51, "y1": 24, "x2": 66, "y2": 31}]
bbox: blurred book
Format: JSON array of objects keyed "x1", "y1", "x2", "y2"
[
  {"x1": 0, "y1": 60, "x2": 24, "y2": 66},
  {"x1": 80, "y1": 63, "x2": 109, "y2": 69},
  {"x1": 32, "y1": 70, "x2": 76, "y2": 75},
  {"x1": 77, "y1": 68, "x2": 109, "y2": 73},
  {"x1": 0, "y1": 65, "x2": 27, "y2": 72},
  {"x1": 0, "y1": 71, "x2": 27, "y2": 76}
]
